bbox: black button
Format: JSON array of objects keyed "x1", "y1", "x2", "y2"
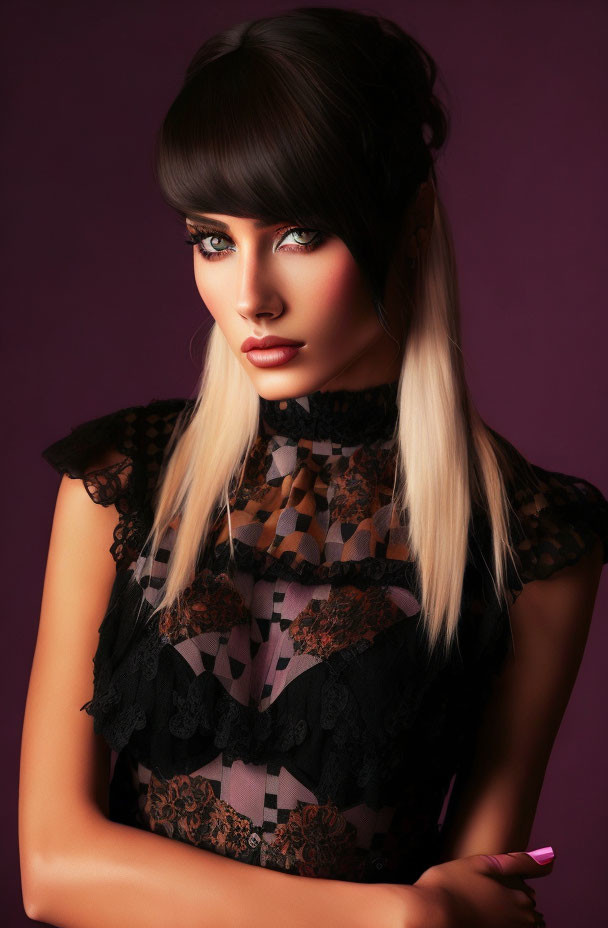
[{"x1": 294, "y1": 719, "x2": 307, "y2": 743}]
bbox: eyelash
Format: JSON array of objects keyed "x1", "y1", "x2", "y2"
[{"x1": 184, "y1": 225, "x2": 326, "y2": 260}]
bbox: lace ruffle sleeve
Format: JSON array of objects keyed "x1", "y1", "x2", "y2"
[
  {"x1": 489, "y1": 430, "x2": 608, "y2": 598},
  {"x1": 41, "y1": 397, "x2": 194, "y2": 569}
]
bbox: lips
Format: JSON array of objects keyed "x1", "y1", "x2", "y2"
[
  {"x1": 245, "y1": 344, "x2": 303, "y2": 368},
  {"x1": 241, "y1": 335, "x2": 304, "y2": 352}
]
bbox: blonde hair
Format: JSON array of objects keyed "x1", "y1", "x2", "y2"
[{"x1": 137, "y1": 187, "x2": 520, "y2": 663}]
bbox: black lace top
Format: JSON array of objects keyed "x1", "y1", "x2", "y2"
[{"x1": 41, "y1": 381, "x2": 608, "y2": 884}]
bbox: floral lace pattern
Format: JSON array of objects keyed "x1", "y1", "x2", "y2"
[
  {"x1": 142, "y1": 770, "x2": 366, "y2": 878},
  {"x1": 482, "y1": 428, "x2": 608, "y2": 598},
  {"x1": 41, "y1": 387, "x2": 608, "y2": 882},
  {"x1": 41, "y1": 397, "x2": 194, "y2": 569}
]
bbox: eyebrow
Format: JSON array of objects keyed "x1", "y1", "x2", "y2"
[{"x1": 185, "y1": 215, "x2": 280, "y2": 231}]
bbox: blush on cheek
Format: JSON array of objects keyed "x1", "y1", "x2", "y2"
[
  {"x1": 329, "y1": 261, "x2": 362, "y2": 306},
  {"x1": 317, "y1": 256, "x2": 363, "y2": 308}
]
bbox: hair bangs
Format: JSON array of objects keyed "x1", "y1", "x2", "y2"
[
  {"x1": 141, "y1": 6, "x2": 525, "y2": 663},
  {"x1": 154, "y1": 45, "x2": 361, "y2": 238}
]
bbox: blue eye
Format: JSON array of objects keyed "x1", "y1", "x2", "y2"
[
  {"x1": 184, "y1": 226, "x2": 326, "y2": 261},
  {"x1": 283, "y1": 229, "x2": 318, "y2": 247}
]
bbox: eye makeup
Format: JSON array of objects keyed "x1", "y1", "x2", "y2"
[{"x1": 184, "y1": 225, "x2": 327, "y2": 261}]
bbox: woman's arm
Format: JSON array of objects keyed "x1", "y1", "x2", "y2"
[
  {"x1": 19, "y1": 474, "x2": 423, "y2": 928},
  {"x1": 437, "y1": 535, "x2": 604, "y2": 860}
]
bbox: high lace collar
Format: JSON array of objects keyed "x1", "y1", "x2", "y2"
[{"x1": 258, "y1": 379, "x2": 399, "y2": 444}]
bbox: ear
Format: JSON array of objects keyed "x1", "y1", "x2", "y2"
[{"x1": 403, "y1": 180, "x2": 436, "y2": 261}]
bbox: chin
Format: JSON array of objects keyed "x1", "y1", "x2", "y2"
[{"x1": 250, "y1": 369, "x2": 329, "y2": 402}]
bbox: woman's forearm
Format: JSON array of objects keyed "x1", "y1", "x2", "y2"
[{"x1": 28, "y1": 811, "x2": 424, "y2": 928}]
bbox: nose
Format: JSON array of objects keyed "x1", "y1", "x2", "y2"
[{"x1": 235, "y1": 245, "x2": 284, "y2": 321}]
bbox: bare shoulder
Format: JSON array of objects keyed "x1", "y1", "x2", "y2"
[
  {"x1": 508, "y1": 533, "x2": 604, "y2": 649},
  {"x1": 437, "y1": 536, "x2": 604, "y2": 861},
  {"x1": 501, "y1": 534, "x2": 604, "y2": 750},
  {"x1": 19, "y1": 474, "x2": 122, "y2": 905},
  {"x1": 44, "y1": 470, "x2": 125, "y2": 601}
]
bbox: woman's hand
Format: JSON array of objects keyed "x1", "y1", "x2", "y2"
[{"x1": 406, "y1": 849, "x2": 553, "y2": 928}]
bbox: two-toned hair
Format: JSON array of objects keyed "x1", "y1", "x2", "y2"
[{"x1": 137, "y1": 6, "x2": 522, "y2": 661}]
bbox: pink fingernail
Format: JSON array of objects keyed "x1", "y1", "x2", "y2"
[{"x1": 526, "y1": 846, "x2": 554, "y2": 865}]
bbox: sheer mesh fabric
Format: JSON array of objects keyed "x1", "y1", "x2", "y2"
[{"x1": 41, "y1": 388, "x2": 608, "y2": 882}]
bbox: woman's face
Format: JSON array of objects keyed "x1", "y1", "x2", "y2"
[{"x1": 186, "y1": 213, "x2": 404, "y2": 400}]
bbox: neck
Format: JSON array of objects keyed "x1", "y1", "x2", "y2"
[{"x1": 259, "y1": 379, "x2": 400, "y2": 444}]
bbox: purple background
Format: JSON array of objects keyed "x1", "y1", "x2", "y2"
[{"x1": 4, "y1": 1, "x2": 606, "y2": 924}]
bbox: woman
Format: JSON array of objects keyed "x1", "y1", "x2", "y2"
[{"x1": 19, "y1": 7, "x2": 607, "y2": 927}]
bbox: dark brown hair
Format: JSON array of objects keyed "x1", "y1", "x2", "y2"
[
  {"x1": 148, "y1": 7, "x2": 519, "y2": 660},
  {"x1": 153, "y1": 5, "x2": 449, "y2": 330}
]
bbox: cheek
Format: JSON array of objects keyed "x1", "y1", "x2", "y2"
[
  {"x1": 192, "y1": 256, "x2": 233, "y2": 329},
  {"x1": 323, "y1": 259, "x2": 362, "y2": 305},
  {"x1": 193, "y1": 257, "x2": 215, "y2": 308},
  {"x1": 191, "y1": 242, "x2": 372, "y2": 337},
  {"x1": 306, "y1": 252, "x2": 372, "y2": 334}
]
